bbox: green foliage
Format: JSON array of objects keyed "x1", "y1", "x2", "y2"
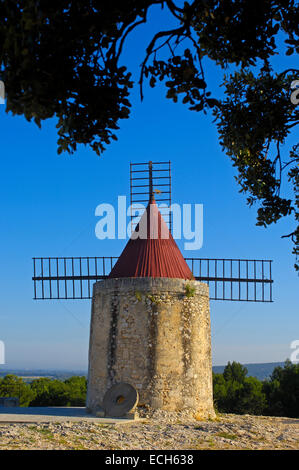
[
  {"x1": 213, "y1": 360, "x2": 299, "y2": 418},
  {"x1": 64, "y1": 376, "x2": 88, "y2": 407},
  {"x1": 223, "y1": 361, "x2": 248, "y2": 383},
  {"x1": 214, "y1": 69, "x2": 299, "y2": 269},
  {"x1": 30, "y1": 378, "x2": 68, "y2": 406},
  {"x1": 0, "y1": 374, "x2": 87, "y2": 407},
  {"x1": 263, "y1": 360, "x2": 299, "y2": 418},
  {"x1": 135, "y1": 290, "x2": 142, "y2": 302},
  {"x1": 0, "y1": 374, "x2": 35, "y2": 407},
  {"x1": 29, "y1": 376, "x2": 87, "y2": 407},
  {"x1": 185, "y1": 283, "x2": 196, "y2": 298},
  {"x1": 236, "y1": 376, "x2": 267, "y2": 415},
  {"x1": 147, "y1": 294, "x2": 158, "y2": 304},
  {"x1": 0, "y1": 1, "x2": 298, "y2": 264},
  {"x1": 214, "y1": 362, "x2": 268, "y2": 416}
]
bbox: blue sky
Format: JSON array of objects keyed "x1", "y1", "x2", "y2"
[{"x1": 0, "y1": 6, "x2": 298, "y2": 370}]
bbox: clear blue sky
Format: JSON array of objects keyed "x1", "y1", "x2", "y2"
[{"x1": 0, "y1": 6, "x2": 298, "y2": 370}]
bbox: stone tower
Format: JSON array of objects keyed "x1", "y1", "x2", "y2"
[{"x1": 86, "y1": 196, "x2": 215, "y2": 419}]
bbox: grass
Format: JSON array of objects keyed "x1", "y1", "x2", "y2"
[
  {"x1": 36, "y1": 428, "x2": 54, "y2": 439},
  {"x1": 207, "y1": 438, "x2": 215, "y2": 447},
  {"x1": 56, "y1": 437, "x2": 71, "y2": 447},
  {"x1": 28, "y1": 425, "x2": 38, "y2": 431},
  {"x1": 135, "y1": 290, "x2": 142, "y2": 302},
  {"x1": 256, "y1": 436, "x2": 266, "y2": 442},
  {"x1": 185, "y1": 284, "x2": 196, "y2": 298},
  {"x1": 216, "y1": 431, "x2": 238, "y2": 440}
]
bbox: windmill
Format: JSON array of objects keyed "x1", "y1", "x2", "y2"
[
  {"x1": 33, "y1": 161, "x2": 273, "y2": 303},
  {"x1": 32, "y1": 161, "x2": 273, "y2": 418}
]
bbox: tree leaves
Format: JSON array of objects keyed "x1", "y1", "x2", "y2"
[
  {"x1": 144, "y1": 52, "x2": 211, "y2": 111},
  {"x1": 214, "y1": 68, "x2": 299, "y2": 269},
  {"x1": 0, "y1": 0, "x2": 298, "y2": 266}
]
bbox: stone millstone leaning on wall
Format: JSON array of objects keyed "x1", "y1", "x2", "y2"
[{"x1": 86, "y1": 277, "x2": 215, "y2": 419}]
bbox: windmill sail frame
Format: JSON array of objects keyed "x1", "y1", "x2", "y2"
[
  {"x1": 32, "y1": 256, "x2": 273, "y2": 302},
  {"x1": 130, "y1": 161, "x2": 172, "y2": 232}
]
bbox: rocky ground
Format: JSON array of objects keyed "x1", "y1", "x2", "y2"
[{"x1": 0, "y1": 411, "x2": 298, "y2": 450}]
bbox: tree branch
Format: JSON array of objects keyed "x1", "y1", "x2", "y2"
[
  {"x1": 281, "y1": 230, "x2": 297, "y2": 241},
  {"x1": 138, "y1": 0, "x2": 199, "y2": 99},
  {"x1": 165, "y1": 0, "x2": 185, "y2": 14},
  {"x1": 278, "y1": 68, "x2": 299, "y2": 77},
  {"x1": 165, "y1": 0, "x2": 184, "y2": 20},
  {"x1": 139, "y1": 24, "x2": 187, "y2": 100},
  {"x1": 116, "y1": 12, "x2": 149, "y2": 62}
]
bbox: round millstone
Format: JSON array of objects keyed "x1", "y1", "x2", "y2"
[{"x1": 103, "y1": 383, "x2": 139, "y2": 417}]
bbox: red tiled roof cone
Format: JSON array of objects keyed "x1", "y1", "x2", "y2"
[{"x1": 109, "y1": 194, "x2": 193, "y2": 279}]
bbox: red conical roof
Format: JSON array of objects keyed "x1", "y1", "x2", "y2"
[{"x1": 109, "y1": 198, "x2": 193, "y2": 279}]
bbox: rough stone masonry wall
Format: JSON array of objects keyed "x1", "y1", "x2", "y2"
[{"x1": 86, "y1": 278, "x2": 215, "y2": 419}]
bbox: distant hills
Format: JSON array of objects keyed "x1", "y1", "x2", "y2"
[
  {"x1": 212, "y1": 362, "x2": 286, "y2": 381},
  {"x1": 0, "y1": 362, "x2": 287, "y2": 382},
  {"x1": 0, "y1": 369, "x2": 87, "y2": 382}
]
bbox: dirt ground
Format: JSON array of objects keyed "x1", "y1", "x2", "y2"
[{"x1": 0, "y1": 411, "x2": 298, "y2": 450}]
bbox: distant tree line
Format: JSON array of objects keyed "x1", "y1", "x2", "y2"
[
  {"x1": 0, "y1": 361, "x2": 298, "y2": 418},
  {"x1": 213, "y1": 360, "x2": 299, "y2": 418},
  {"x1": 0, "y1": 375, "x2": 87, "y2": 407}
]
